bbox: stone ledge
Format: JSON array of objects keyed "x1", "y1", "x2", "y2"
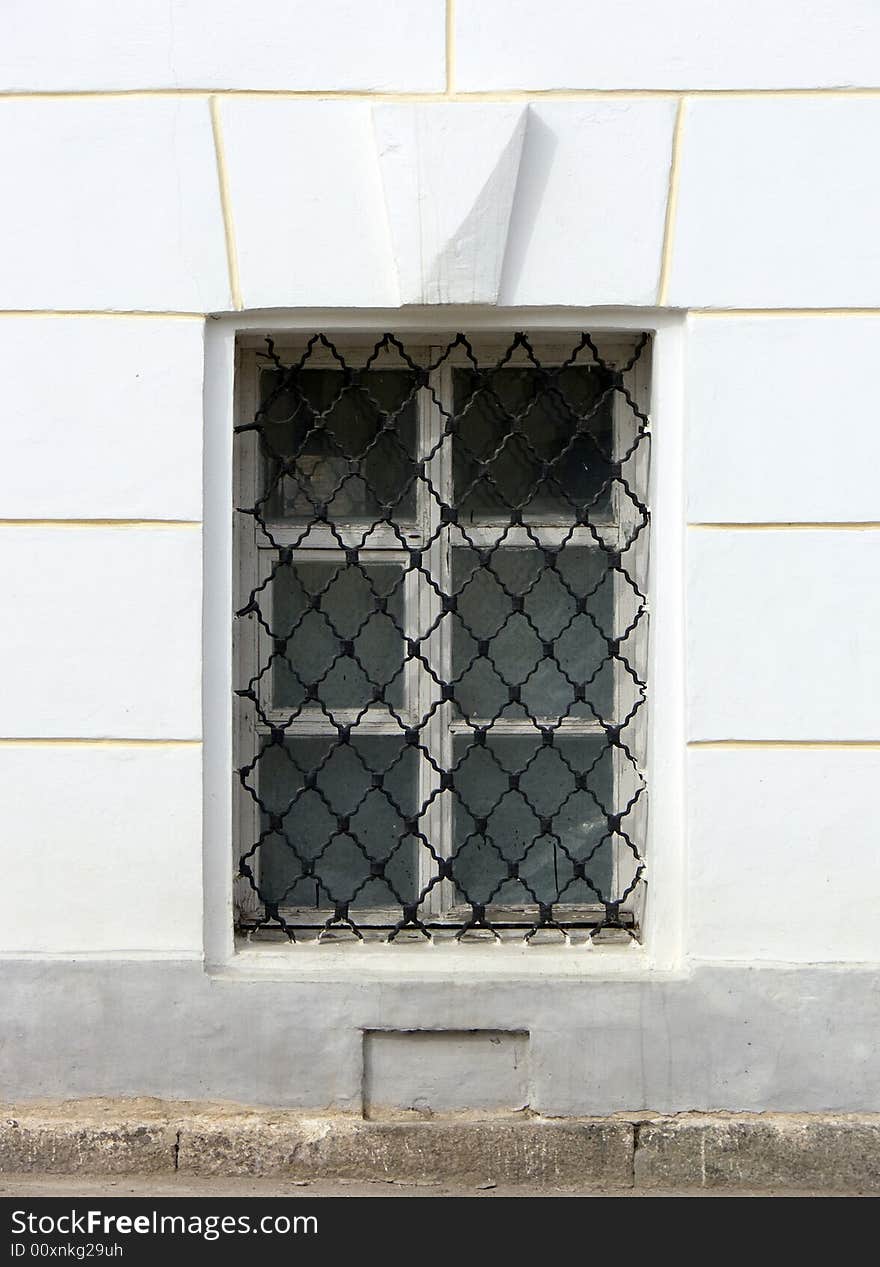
[
  {"x1": 177, "y1": 1116, "x2": 632, "y2": 1186},
  {"x1": 2, "y1": 1104, "x2": 880, "y2": 1190},
  {"x1": 0, "y1": 1106, "x2": 178, "y2": 1176},
  {"x1": 634, "y1": 1114, "x2": 880, "y2": 1192}
]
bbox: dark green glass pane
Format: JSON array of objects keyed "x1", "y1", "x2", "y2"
[
  {"x1": 451, "y1": 547, "x2": 614, "y2": 721},
  {"x1": 452, "y1": 365, "x2": 614, "y2": 520},
  {"x1": 451, "y1": 735, "x2": 613, "y2": 906},
  {"x1": 271, "y1": 560, "x2": 405, "y2": 710},
  {"x1": 260, "y1": 368, "x2": 418, "y2": 521},
  {"x1": 257, "y1": 737, "x2": 418, "y2": 909}
]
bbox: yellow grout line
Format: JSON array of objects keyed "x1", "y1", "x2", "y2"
[
  {"x1": 2, "y1": 307, "x2": 878, "y2": 319},
  {"x1": 7, "y1": 738, "x2": 878, "y2": 751},
  {"x1": 690, "y1": 308, "x2": 880, "y2": 318},
  {"x1": 456, "y1": 86, "x2": 880, "y2": 100},
  {"x1": 1, "y1": 308, "x2": 878, "y2": 321},
  {"x1": 5, "y1": 87, "x2": 880, "y2": 101},
  {"x1": 689, "y1": 740, "x2": 880, "y2": 749},
  {"x1": 689, "y1": 522, "x2": 880, "y2": 531},
  {"x1": 657, "y1": 97, "x2": 687, "y2": 306},
  {"x1": 0, "y1": 519, "x2": 201, "y2": 528},
  {"x1": 0, "y1": 310, "x2": 205, "y2": 319},
  {"x1": 209, "y1": 96, "x2": 243, "y2": 312},
  {"x1": 446, "y1": 0, "x2": 456, "y2": 97},
  {"x1": 0, "y1": 738, "x2": 202, "y2": 748}
]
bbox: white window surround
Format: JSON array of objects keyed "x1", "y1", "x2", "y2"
[{"x1": 202, "y1": 309, "x2": 686, "y2": 979}]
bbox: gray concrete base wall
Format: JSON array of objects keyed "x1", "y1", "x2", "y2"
[{"x1": 2, "y1": 960, "x2": 880, "y2": 1115}]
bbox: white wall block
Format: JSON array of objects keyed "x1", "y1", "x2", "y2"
[
  {"x1": 0, "y1": 318, "x2": 205, "y2": 521},
  {"x1": 687, "y1": 317, "x2": 880, "y2": 524},
  {"x1": 499, "y1": 103, "x2": 677, "y2": 307},
  {"x1": 689, "y1": 747, "x2": 880, "y2": 962},
  {"x1": 688, "y1": 530, "x2": 880, "y2": 740},
  {"x1": 220, "y1": 101, "x2": 398, "y2": 310},
  {"x1": 374, "y1": 106, "x2": 526, "y2": 306},
  {"x1": 668, "y1": 100, "x2": 880, "y2": 309},
  {"x1": 0, "y1": 745, "x2": 202, "y2": 954},
  {"x1": 374, "y1": 105, "x2": 527, "y2": 306},
  {"x1": 456, "y1": 0, "x2": 880, "y2": 90},
  {"x1": 1, "y1": 0, "x2": 446, "y2": 92},
  {"x1": 0, "y1": 99, "x2": 229, "y2": 313},
  {"x1": 0, "y1": 528, "x2": 202, "y2": 739}
]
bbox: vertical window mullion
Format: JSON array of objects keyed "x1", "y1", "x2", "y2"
[
  {"x1": 610, "y1": 370, "x2": 626, "y2": 914},
  {"x1": 416, "y1": 353, "x2": 454, "y2": 917}
]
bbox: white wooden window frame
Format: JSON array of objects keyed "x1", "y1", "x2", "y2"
[{"x1": 233, "y1": 332, "x2": 651, "y2": 941}]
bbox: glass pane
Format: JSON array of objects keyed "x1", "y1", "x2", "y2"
[
  {"x1": 271, "y1": 560, "x2": 405, "y2": 711},
  {"x1": 259, "y1": 368, "x2": 418, "y2": 522},
  {"x1": 452, "y1": 365, "x2": 614, "y2": 521},
  {"x1": 451, "y1": 547, "x2": 614, "y2": 722},
  {"x1": 257, "y1": 737, "x2": 419, "y2": 909},
  {"x1": 451, "y1": 735, "x2": 614, "y2": 906}
]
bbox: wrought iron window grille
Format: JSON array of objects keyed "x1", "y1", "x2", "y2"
[{"x1": 234, "y1": 331, "x2": 650, "y2": 945}]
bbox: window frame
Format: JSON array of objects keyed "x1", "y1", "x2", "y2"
[
  {"x1": 233, "y1": 331, "x2": 651, "y2": 942},
  {"x1": 201, "y1": 310, "x2": 686, "y2": 975}
]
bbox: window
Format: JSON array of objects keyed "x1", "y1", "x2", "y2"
[{"x1": 233, "y1": 331, "x2": 650, "y2": 944}]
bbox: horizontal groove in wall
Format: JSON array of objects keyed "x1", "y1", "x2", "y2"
[
  {"x1": 0, "y1": 950, "x2": 204, "y2": 962},
  {"x1": 0, "y1": 311, "x2": 205, "y2": 320},
  {"x1": 690, "y1": 309, "x2": 880, "y2": 318},
  {"x1": 5, "y1": 87, "x2": 880, "y2": 101},
  {"x1": 689, "y1": 740, "x2": 880, "y2": 749},
  {"x1": 0, "y1": 520, "x2": 202, "y2": 528},
  {"x1": 7, "y1": 738, "x2": 875, "y2": 751},
  {"x1": 6, "y1": 739, "x2": 875, "y2": 751},
  {"x1": 2, "y1": 309, "x2": 880, "y2": 322},
  {"x1": 0, "y1": 738, "x2": 202, "y2": 748},
  {"x1": 689, "y1": 522, "x2": 880, "y2": 531}
]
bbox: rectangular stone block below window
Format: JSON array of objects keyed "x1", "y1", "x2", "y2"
[{"x1": 363, "y1": 1030, "x2": 530, "y2": 1119}]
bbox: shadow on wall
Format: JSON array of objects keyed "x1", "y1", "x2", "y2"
[{"x1": 498, "y1": 109, "x2": 558, "y2": 304}]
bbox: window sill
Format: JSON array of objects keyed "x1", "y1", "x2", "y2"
[{"x1": 209, "y1": 937, "x2": 677, "y2": 983}]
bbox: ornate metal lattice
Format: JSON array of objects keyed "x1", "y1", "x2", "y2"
[{"x1": 234, "y1": 332, "x2": 650, "y2": 943}]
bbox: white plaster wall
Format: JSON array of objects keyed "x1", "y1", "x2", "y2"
[
  {"x1": 455, "y1": 1, "x2": 880, "y2": 90},
  {"x1": 667, "y1": 98, "x2": 880, "y2": 309},
  {"x1": 219, "y1": 100, "x2": 399, "y2": 310},
  {"x1": 0, "y1": 318, "x2": 205, "y2": 520},
  {"x1": 1, "y1": 1, "x2": 447, "y2": 91},
  {"x1": 0, "y1": 526, "x2": 202, "y2": 739},
  {"x1": 498, "y1": 102, "x2": 677, "y2": 307},
  {"x1": 0, "y1": 99, "x2": 230, "y2": 313},
  {"x1": 0, "y1": 3, "x2": 878, "y2": 1004},
  {"x1": 686, "y1": 316, "x2": 880, "y2": 524},
  {"x1": 687, "y1": 529, "x2": 880, "y2": 742},
  {"x1": 0, "y1": 745, "x2": 203, "y2": 954},
  {"x1": 688, "y1": 747, "x2": 880, "y2": 963}
]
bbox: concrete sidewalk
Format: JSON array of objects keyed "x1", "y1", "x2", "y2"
[{"x1": 0, "y1": 1175, "x2": 864, "y2": 1197}]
